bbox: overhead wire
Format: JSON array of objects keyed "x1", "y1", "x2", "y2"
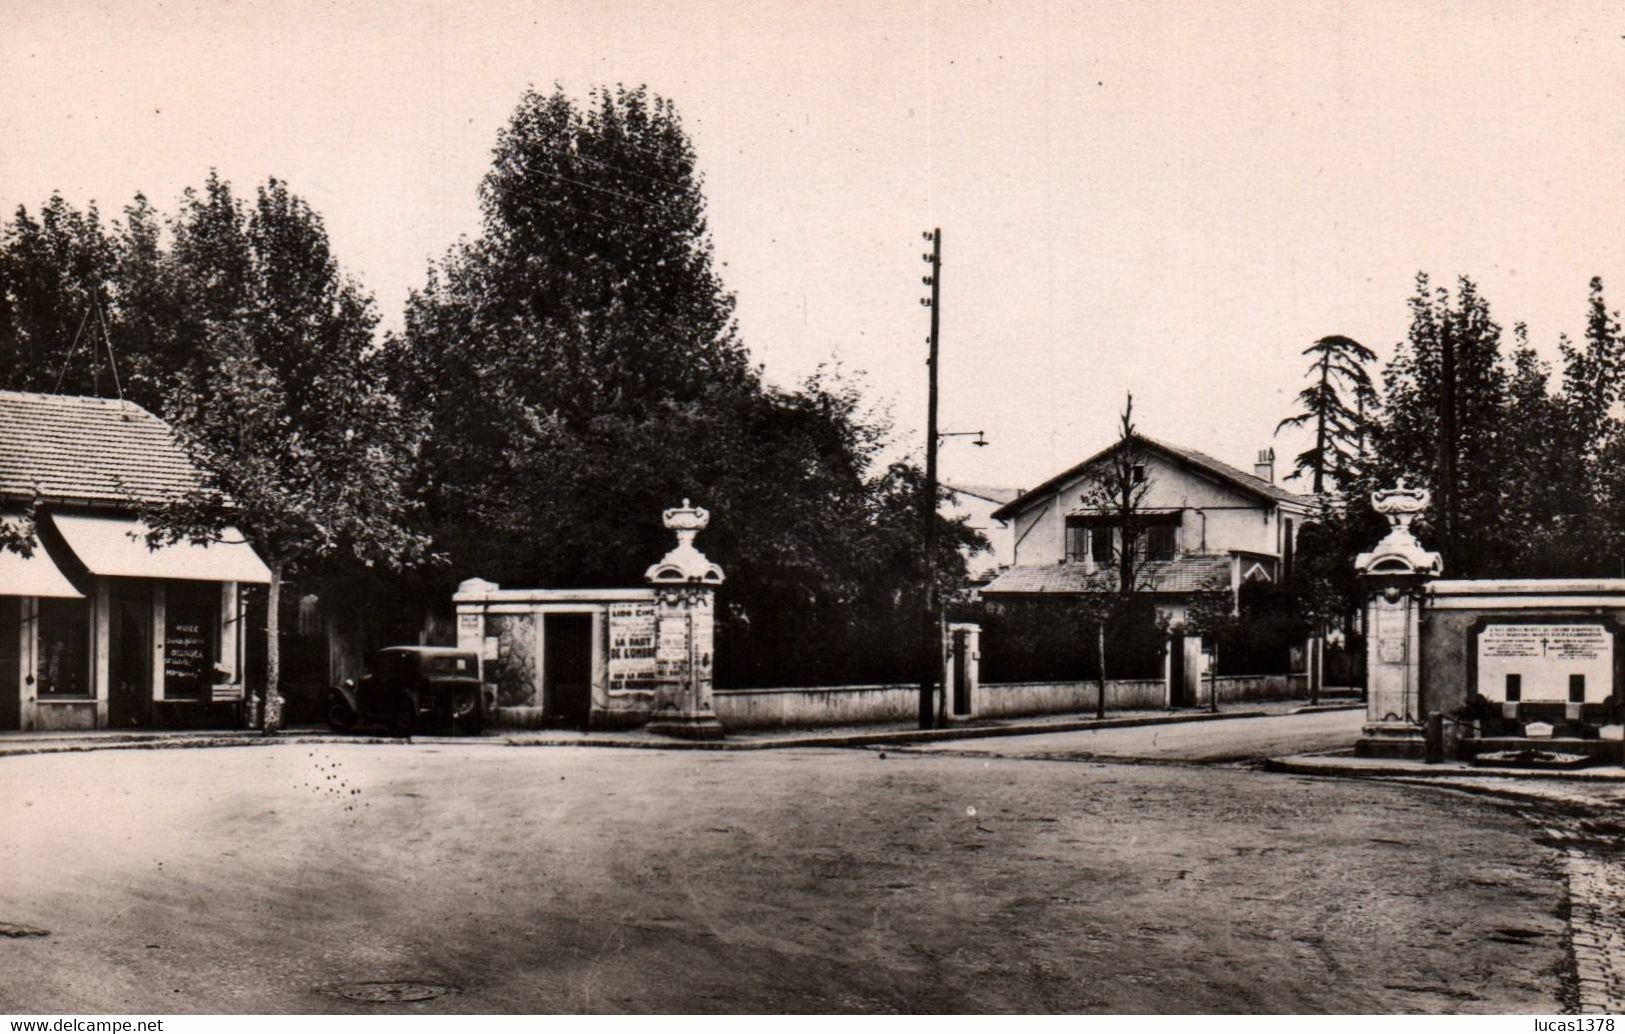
[
  {"x1": 51, "y1": 305, "x2": 93, "y2": 393},
  {"x1": 94, "y1": 296, "x2": 124, "y2": 401}
]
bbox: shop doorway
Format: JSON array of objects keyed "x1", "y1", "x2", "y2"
[
  {"x1": 108, "y1": 583, "x2": 152, "y2": 727},
  {"x1": 0, "y1": 599, "x2": 19, "y2": 730},
  {"x1": 543, "y1": 614, "x2": 593, "y2": 727}
]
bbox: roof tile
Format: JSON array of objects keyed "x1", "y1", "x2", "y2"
[
  {"x1": 982, "y1": 556, "x2": 1234, "y2": 596},
  {"x1": 0, "y1": 390, "x2": 205, "y2": 505}
]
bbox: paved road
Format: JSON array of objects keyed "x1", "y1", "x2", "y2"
[
  {"x1": 0, "y1": 713, "x2": 1572, "y2": 1014},
  {"x1": 901, "y1": 708, "x2": 1366, "y2": 763}
]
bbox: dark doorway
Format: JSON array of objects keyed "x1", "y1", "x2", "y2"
[
  {"x1": 543, "y1": 614, "x2": 593, "y2": 727},
  {"x1": 0, "y1": 599, "x2": 19, "y2": 731},
  {"x1": 109, "y1": 582, "x2": 152, "y2": 728},
  {"x1": 951, "y1": 629, "x2": 971, "y2": 716},
  {"x1": 1168, "y1": 633, "x2": 1186, "y2": 707}
]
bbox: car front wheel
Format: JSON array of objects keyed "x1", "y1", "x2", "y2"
[
  {"x1": 450, "y1": 688, "x2": 483, "y2": 735},
  {"x1": 326, "y1": 694, "x2": 357, "y2": 732}
]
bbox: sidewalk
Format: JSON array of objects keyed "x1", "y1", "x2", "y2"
[{"x1": 0, "y1": 699, "x2": 1361, "y2": 757}]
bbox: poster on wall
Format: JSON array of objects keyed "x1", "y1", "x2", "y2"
[{"x1": 608, "y1": 602, "x2": 658, "y2": 693}]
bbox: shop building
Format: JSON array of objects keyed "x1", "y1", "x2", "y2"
[{"x1": 0, "y1": 390, "x2": 271, "y2": 731}]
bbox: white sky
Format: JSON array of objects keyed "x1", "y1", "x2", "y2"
[{"x1": 4, "y1": 0, "x2": 1624, "y2": 494}]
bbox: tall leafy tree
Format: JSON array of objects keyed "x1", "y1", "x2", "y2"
[
  {"x1": 148, "y1": 176, "x2": 430, "y2": 732},
  {"x1": 389, "y1": 85, "x2": 974, "y2": 687},
  {"x1": 0, "y1": 190, "x2": 209, "y2": 414},
  {"x1": 389, "y1": 85, "x2": 755, "y2": 583},
  {"x1": 0, "y1": 195, "x2": 118, "y2": 397},
  {"x1": 1370, "y1": 275, "x2": 1512, "y2": 577},
  {"x1": 1275, "y1": 334, "x2": 1379, "y2": 494}
]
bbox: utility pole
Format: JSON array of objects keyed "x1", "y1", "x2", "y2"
[
  {"x1": 919, "y1": 228, "x2": 942, "y2": 730},
  {"x1": 1437, "y1": 323, "x2": 1456, "y2": 572}
]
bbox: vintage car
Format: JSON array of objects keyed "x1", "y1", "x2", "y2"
[{"x1": 326, "y1": 646, "x2": 486, "y2": 735}]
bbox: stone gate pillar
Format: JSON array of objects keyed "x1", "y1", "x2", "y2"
[
  {"x1": 1354, "y1": 483, "x2": 1443, "y2": 758},
  {"x1": 643, "y1": 500, "x2": 726, "y2": 740}
]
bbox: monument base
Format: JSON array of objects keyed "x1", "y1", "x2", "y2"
[
  {"x1": 1355, "y1": 722, "x2": 1426, "y2": 759},
  {"x1": 645, "y1": 711, "x2": 727, "y2": 740},
  {"x1": 1469, "y1": 736, "x2": 1621, "y2": 766}
]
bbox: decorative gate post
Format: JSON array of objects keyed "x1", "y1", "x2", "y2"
[
  {"x1": 1353, "y1": 483, "x2": 1443, "y2": 757},
  {"x1": 643, "y1": 500, "x2": 727, "y2": 740}
]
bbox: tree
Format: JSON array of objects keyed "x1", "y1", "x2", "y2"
[
  {"x1": 1369, "y1": 275, "x2": 1513, "y2": 577},
  {"x1": 1071, "y1": 393, "x2": 1160, "y2": 716},
  {"x1": 388, "y1": 85, "x2": 758, "y2": 580},
  {"x1": 1275, "y1": 334, "x2": 1379, "y2": 494},
  {"x1": 1077, "y1": 393, "x2": 1155, "y2": 599},
  {"x1": 0, "y1": 195, "x2": 118, "y2": 397},
  {"x1": 388, "y1": 85, "x2": 977, "y2": 688},
  {"x1": 147, "y1": 176, "x2": 430, "y2": 732}
]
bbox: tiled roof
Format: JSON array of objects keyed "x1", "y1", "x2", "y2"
[
  {"x1": 991, "y1": 434, "x2": 1311, "y2": 521},
  {"x1": 0, "y1": 390, "x2": 205, "y2": 505},
  {"x1": 1143, "y1": 437, "x2": 1308, "y2": 508},
  {"x1": 982, "y1": 556, "x2": 1233, "y2": 596},
  {"x1": 944, "y1": 482, "x2": 1023, "y2": 506}
]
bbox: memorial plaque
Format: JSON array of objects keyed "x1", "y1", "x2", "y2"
[
  {"x1": 607, "y1": 602, "x2": 659, "y2": 693},
  {"x1": 1373, "y1": 603, "x2": 1407, "y2": 664},
  {"x1": 1477, "y1": 623, "x2": 1612, "y2": 703}
]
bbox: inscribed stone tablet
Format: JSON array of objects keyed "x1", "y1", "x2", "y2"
[{"x1": 1477, "y1": 623, "x2": 1611, "y2": 703}]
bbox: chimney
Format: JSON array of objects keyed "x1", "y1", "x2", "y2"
[{"x1": 1254, "y1": 448, "x2": 1275, "y2": 484}]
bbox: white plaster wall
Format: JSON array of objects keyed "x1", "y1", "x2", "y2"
[{"x1": 1009, "y1": 452, "x2": 1294, "y2": 565}]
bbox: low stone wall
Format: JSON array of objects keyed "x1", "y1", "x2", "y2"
[
  {"x1": 1207, "y1": 673, "x2": 1310, "y2": 704},
  {"x1": 974, "y1": 679, "x2": 1166, "y2": 718},
  {"x1": 716, "y1": 684, "x2": 918, "y2": 729},
  {"x1": 715, "y1": 673, "x2": 1310, "y2": 730}
]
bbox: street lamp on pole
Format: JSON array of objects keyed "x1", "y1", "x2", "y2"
[{"x1": 919, "y1": 228, "x2": 942, "y2": 730}]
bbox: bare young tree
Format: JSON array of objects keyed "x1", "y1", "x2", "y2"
[
  {"x1": 1073, "y1": 392, "x2": 1158, "y2": 717},
  {"x1": 1077, "y1": 392, "x2": 1157, "y2": 600}
]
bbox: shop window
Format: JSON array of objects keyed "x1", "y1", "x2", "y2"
[
  {"x1": 164, "y1": 582, "x2": 219, "y2": 701},
  {"x1": 38, "y1": 598, "x2": 91, "y2": 697}
]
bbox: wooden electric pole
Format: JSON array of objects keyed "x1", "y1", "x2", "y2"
[
  {"x1": 1438, "y1": 323, "x2": 1456, "y2": 571},
  {"x1": 919, "y1": 228, "x2": 942, "y2": 730}
]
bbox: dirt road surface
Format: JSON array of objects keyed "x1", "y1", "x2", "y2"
[{"x1": 0, "y1": 715, "x2": 1574, "y2": 1013}]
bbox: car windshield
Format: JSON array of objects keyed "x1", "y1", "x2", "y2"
[{"x1": 428, "y1": 655, "x2": 477, "y2": 674}]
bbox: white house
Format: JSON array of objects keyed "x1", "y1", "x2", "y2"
[
  {"x1": 981, "y1": 436, "x2": 1313, "y2": 701},
  {"x1": 941, "y1": 482, "x2": 1020, "y2": 582}
]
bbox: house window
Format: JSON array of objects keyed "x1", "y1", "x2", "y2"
[
  {"x1": 37, "y1": 598, "x2": 91, "y2": 697},
  {"x1": 1283, "y1": 517, "x2": 1295, "y2": 579},
  {"x1": 1146, "y1": 523, "x2": 1177, "y2": 561},
  {"x1": 1132, "y1": 464, "x2": 1146, "y2": 484},
  {"x1": 1091, "y1": 527, "x2": 1114, "y2": 564},
  {"x1": 1065, "y1": 522, "x2": 1089, "y2": 563}
]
